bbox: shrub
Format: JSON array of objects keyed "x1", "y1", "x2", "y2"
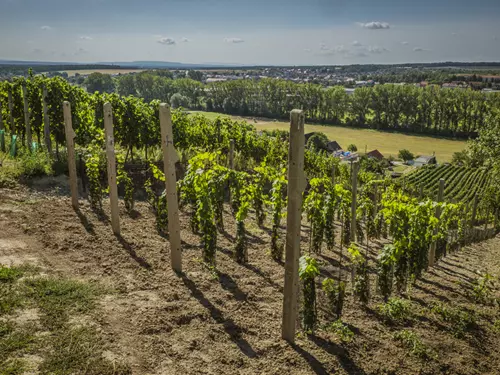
[
  {"x1": 322, "y1": 278, "x2": 346, "y2": 319},
  {"x1": 378, "y1": 297, "x2": 413, "y2": 324},
  {"x1": 398, "y1": 149, "x2": 415, "y2": 163},
  {"x1": 306, "y1": 133, "x2": 329, "y2": 152},
  {"x1": 326, "y1": 320, "x2": 354, "y2": 342},
  {"x1": 347, "y1": 144, "x2": 357, "y2": 152},
  {"x1": 394, "y1": 330, "x2": 433, "y2": 359},
  {"x1": 299, "y1": 255, "x2": 320, "y2": 333},
  {"x1": 430, "y1": 302, "x2": 477, "y2": 338}
]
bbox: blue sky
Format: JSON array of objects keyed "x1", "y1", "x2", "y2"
[{"x1": 1, "y1": 0, "x2": 499, "y2": 64}]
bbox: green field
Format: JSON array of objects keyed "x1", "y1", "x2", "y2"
[{"x1": 190, "y1": 111, "x2": 467, "y2": 163}]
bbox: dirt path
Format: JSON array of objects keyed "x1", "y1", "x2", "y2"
[{"x1": 1, "y1": 184, "x2": 499, "y2": 374}]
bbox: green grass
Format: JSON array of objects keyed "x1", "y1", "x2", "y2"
[
  {"x1": 0, "y1": 264, "x2": 130, "y2": 374},
  {"x1": 394, "y1": 330, "x2": 434, "y2": 359},
  {"x1": 190, "y1": 111, "x2": 467, "y2": 163}
]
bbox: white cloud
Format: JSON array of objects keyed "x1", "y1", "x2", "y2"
[
  {"x1": 157, "y1": 37, "x2": 176, "y2": 45},
  {"x1": 181, "y1": 37, "x2": 190, "y2": 43},
  {"x1": 357, "y1": 21, "x2": 390, "y2": 30},
  {"x1": 367, "y1": 45, "x2": 389, "y2": 54},
  {"x1": 304, "y1": 48, "x2": 311, "y2": 52},
  {"x1": 401, "y1": 41, "x2": 409, "y2": 45},
  {"x1": 32, "y1": 48, "x2": 43, "y2": 54},
  {"x1": 79, "y1": 36, "x2": 93, "y2": 41},
  {"x1": 41, "y1": 25, "x2": 52, "y2": 30},
  {"x1": 352, "y1": 40, "x2": 362, "y2": 47},
  {"x1": 224, "y1": 37, "x2": 244, "y2": 43},
  {"x1": 413, "y1": 47, "x2": 429, "y2": 52}
]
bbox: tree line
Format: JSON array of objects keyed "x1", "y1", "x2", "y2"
[{"x1": 107, "y1": 72, "x2": 500, "y2": 138}]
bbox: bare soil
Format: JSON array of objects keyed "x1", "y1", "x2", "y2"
[{"x1": 1, "y1": 181, "x2": 499, "y2": 375}]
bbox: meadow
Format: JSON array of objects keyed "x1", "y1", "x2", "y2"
[{"x1": 192, "y1": 111, "x2": 467, "y2": 162}]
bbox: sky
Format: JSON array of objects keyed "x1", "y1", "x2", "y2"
[{"x1": 1, "y1": 0, "x2": 500, "y2": 65}]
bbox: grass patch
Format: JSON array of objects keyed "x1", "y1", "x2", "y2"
[
  {"x1": 0, "y1": 265, "x2": 26, "y2": 316},
  {"x1": 430, "y1": 302, "x2": 477, "y2": 338},
  {"x1": 0, "y1": 321, "x2": 36, "y2": 374},
  {"x1": 190, "y1": 111, "x2": 467, "y2": 162},
  {"x1": 39, "y1": 326, "x2": 131, "y2": 375},
  {"x1": 378, "y1": 297, "x2": 414, "y2": 324},
  {"x1": 24, "y1": 277, "x2": 102, "y2": 330},
  {"x1": 394, "y1": 330, "x2": 435, "y2": 359}
]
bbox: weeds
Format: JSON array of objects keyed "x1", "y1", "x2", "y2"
[
  {"x1": 493, "y1": 319, "x2": 500, "y2": 333},
  {"x1": 394, "y1": 330, "x2": 434, "y2": 359},
  {"x1": 470, "y1": 272, "x2": 497, "y2": 305},
  {"x1": 430, "y1": 302, "x2": 477, "y2": 338},
  {"x1": 325, "y1": 320, "x2": 354, "y2": 343},
  {"x1": 378, "y1": 297, "x2": 414, "y2": 324}
]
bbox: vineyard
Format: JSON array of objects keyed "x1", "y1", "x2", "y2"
[
  {"x1": 403, "y1": 164, "x2": 492, "y2": 203},
  {"x1": 1, "y1": 74, "x2": 500, "y2": 374}
]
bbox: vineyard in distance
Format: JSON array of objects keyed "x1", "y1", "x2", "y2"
[{"x1": 0, "y1": 73, "x2": 499, "y2": 375}]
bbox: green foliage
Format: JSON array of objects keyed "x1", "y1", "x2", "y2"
[
  {"x1": 398, "y1": 149, "x2": 415, "y2": 162},
  {"x1": 299, "y1": 256, "x2": 320, "y2": 333},
  {"x1": 270, "y1": 175, "x2": 287, "y2": 261},
  {"x1": 470, "y1": 272, "x2": 497, "y2": 305},
  {"x1": 325, "y1": 320, "x2": 354, "y2": 342},
  {"x1": 378, "y1": 297, "x2": 413, "y2": 324},
  {"x1": 322, "y1": 278, "x2": 346, "y2": 319},
  {"x1": 84, "y1": 143, "x2": 105, "y2": 211},
  {"x1": 84, "y1": 72, "x2": 115, "y2": 93},
  {"x1": 347, "y1": 144, "x2": 357, "y2": 152},
  {"x1": 394, "y1": 330, "x2": 433, "y2": 359},
  {"x1": 348, "y1": 243, "x2": 369, "y2": 303},
  {"x1": 430, "y1": 302, "x2": 477, "y2": 338},
  {"x1": 304, "y1": 178, "x2": 328, "y2": 254},
  {"x1": 377, "y1": 245, "x2": 396, "y2": 300},
  {"x1": 116, "y1": 156, "x2": 134, "y2": 213},
  {"x1": 17, "y1": 150, "x2": 53, "y2": 178},
  {"x1": 306, "y1": 132, "x2": 329, "y2": 152}
]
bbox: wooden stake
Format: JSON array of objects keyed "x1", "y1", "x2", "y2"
[
  {"x1": 0, "y1": 102, "x2": 4, "y2": 153},
  {"x1": 419, "y1": 183, "x2": 424, "y2": 199},
  {"x1": 428, "y1": 178, "x2": 445, "y2": 267},
  {"x1": 282, "y1": 109, "x2": 305, "y2": 343},
  {"x1": 42, "y1": 86, "x2": 52, "y2": 153},
  {"x1": 159, "y1": 103, "x2": 182, "y2": 273},
  {"x1": 22, "y1": 84, "x2": 32, "y2": 150},
  {"x1": 0, "y1": 101, "x2": 4, "y2": 131},
  {"x1": 350, "y1": 161, "x2": 359, "y2": 243},
  {"x1": 63, "y1": 102, "x2": 78, "y2": 209},
  {"x1": 103, "y1": 102, "x2": 120, "y2": 235},
  {"x1": 7, "y1": 90, "x2": 14, "y2": 134}
]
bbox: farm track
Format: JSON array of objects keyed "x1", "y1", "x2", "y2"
[{"x1": 1, "y1": 180, "x2": 499, "y2": 375}]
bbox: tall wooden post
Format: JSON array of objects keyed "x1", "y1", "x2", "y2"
[
  {"x1": 63, "y1": 102, "x2": 78, "y2": 209},
  {"x1": 103, "y1": 103, "x2": 120, "y2": 235},
  {"x1": 42, "y1": 86, "x2": 52, "y2": 153},
  {"x1": 471, "y1": 194, "x2": 478, "y2": 228},
  {"x1": 282, "y1": 109, "x2": 305, "y2": 343},
  {"x1": 159, "y1": 103, "x2": 182, "y2": 273},
  {"x1": 419, "y1": 183, "x2": 424, "y2": 199},
  {"x1": 350, "y1": 161, "x2": 359, "y2": 243},
  {"x1": 429, "y1": 178, "x2": 445, "y2": 267},
  {"x1": 22, "y1": 84, "x2": 32, "y2": 150},
  {"x1": 7, "y1": 90, "x2": 14, "y2": 133},
  {"x1": 0, "y1": 102, "x2": 3, "y2": 131}
]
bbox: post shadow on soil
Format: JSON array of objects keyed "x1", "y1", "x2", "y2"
[
  {"x1": 180, "y1": 275, "x2": 257, "y2": 358},
  {"x1": 436, "y1": 263, "x2": 475, "y2": 282},
  {"x1": 439, "y1": 258, "x2": 476, "y2": 275},
  {"x1": 217, "y1": 271, "x2": 248, "y2": 301},
  {"x1": 75, "y1": 208, "x2": 95, "y2": 234},
  {"x1": 412, "y1": 283, "x2": 451, "y2": 303},
  {"x1": 290, "y1": 344, "x2": 329, "y2": 375},
  {"x1": 114, "y1": 233, "x2": 152, "y2": 270},
  {"x1": 242, "y1": 262, "x2": 284, "y2": 293},
  {"x1": 311, "y1": 335, "x2": 367, "y2": 375}
]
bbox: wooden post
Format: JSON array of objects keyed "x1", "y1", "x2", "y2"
[
  {"x1": 229, "y1": 139, "x2": 235, "y2": 169},
  {"x1": 42, "y1": 86, "x2": 52, "y2": 153},
  {"x1": 471, "y1": 194, "x2": 478, "y2": 228},
  {"x1": 22, "y1": 84, "x2": 32, "y2": 150},
  {"x1": 0, "y1": 101, "x2": 4, "y2": 131},
  {"x1": 419, "y1": 183, "x2": 424, "y2": 199},
  {"x1": 350, "y1": 161, "x2": 359, "y2": 243},
  {"x1": 7, "y1": 90, "x2": 14, "y2": 133},
  {"x1": 282, "y1": 109, "x2": 305, "y2": 343},
  {"x1": 428, "y1": 178, "x2": 445, "y2": 267},
  {"x1": 484, "y1": 208, "x2": 489, "y2": 231},
  {"x1": 63, "y1": 102, "x2": 78, "y2": 209},
  {"x1": 159, "y1": 103, "x2": 182, "y2": 273},
  {"x1": 0, "y1": 102, "x2": 4, "y2": 153},
  {"x1": 103, "y1": 103, "x2": 120, "y2": 235}
]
